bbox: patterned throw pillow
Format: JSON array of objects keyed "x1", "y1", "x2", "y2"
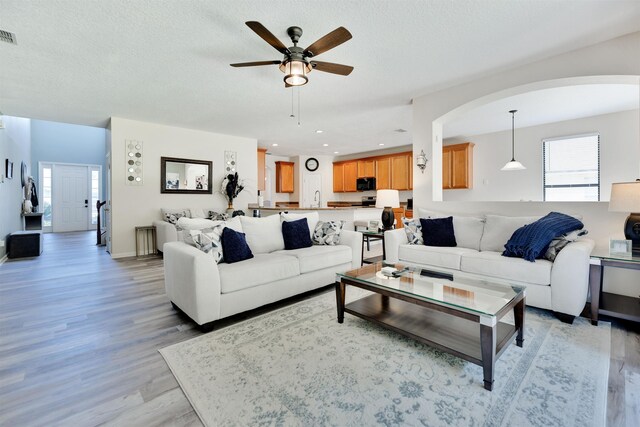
[
  {"x1": 402, "y1": 217, "x2": 423, "y2": 245},
  {"x1": 187, "y1": 226, "x2": 224, "y2": 264},
  {"x1": 313, "y1": 220, "x2": 345, "y2": 246},
  {"x1": 543, "y1": 229, "x2": 588, "y2": 261},
  {"x1": 208, "y1": 211, "x2": 229, "y2": 221},
  {"x1": 163, "y1": 211, "x2": 189, "y2": 225}
]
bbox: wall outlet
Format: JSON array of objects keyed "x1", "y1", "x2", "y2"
[{"x1": 0, "y1": 240, "x2": 4, "y2": 247}]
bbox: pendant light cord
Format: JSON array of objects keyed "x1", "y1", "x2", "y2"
[{"x1": 510, "y1": 110, "x2": 517, "y2": 161}]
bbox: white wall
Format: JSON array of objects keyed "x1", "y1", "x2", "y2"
[
  {"x1": 443, "y1": 109, "x2": 639, "y2": 201},
  {"x1": 109, "y1": 117, "x2": 257, "y2": 258},
  {"x1": 0, "y1": 116, "x2": 31, "y2": 260},
  {"x1": 411, "y1": 31, "x2": 640, "y2": 296}
]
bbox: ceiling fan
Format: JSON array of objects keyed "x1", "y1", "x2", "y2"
[{"x1": 230, "y1": 21, "x2": 354, "y2": 87}]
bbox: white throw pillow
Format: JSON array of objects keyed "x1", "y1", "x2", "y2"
[
  {"x1": 480, "y1": 215, "x2": 541, "y2": 252},
  {"x1": 281, "y1": 212, "x2": 319, "y2": 239},
  {"x1": 224, "y1": 216, "x2": 243, "y2": 233},
  {"x1": 189, "y1": 208, "x2": 206, "y2": 219},
  {"x1": 176, "y1": 217, "x2": 219, "y2": 231},
  {"x1": 239, "y1": 215, "x2": 285, "y2": 254}
]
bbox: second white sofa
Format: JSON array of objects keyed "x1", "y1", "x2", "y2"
[{"x1": 385, "y1": 210, "x2": 594, "y2": 323}]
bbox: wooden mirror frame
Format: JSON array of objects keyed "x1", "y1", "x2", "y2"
[{"x1": 160, "y1": 156, "x2": 213, "y2": 194}]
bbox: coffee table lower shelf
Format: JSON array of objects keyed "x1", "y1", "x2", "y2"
[{"x1": 344, "y1": 294, "x2": 518, "y2": 381}]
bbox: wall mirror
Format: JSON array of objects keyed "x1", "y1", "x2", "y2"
[
  {"x1": 160, "y1": 157, "x2": 213, "y2": 194},
  {"x1": 437, "y1": 78, "x2": 639, "y2": 202}
]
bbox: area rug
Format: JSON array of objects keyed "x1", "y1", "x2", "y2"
[{"x1": 160, "y1": 289, "x2": 611, "y2": 427}]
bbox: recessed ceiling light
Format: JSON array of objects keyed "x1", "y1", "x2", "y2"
[
  {"x1": 379, "y1": 143, "x2": 385, "y2": 146},
  {"x1": 334, "y1": 151, "x2": 339, "y2": 154},
  {"x1": 272, "y1": 143, "x2": 278, "y2": 147},
  {"x1": 323, "y1": 143, "x2": 329, "y2": 147},
  {"x1": 316, "y1": 130, "x2": 323, "y2": 134}
]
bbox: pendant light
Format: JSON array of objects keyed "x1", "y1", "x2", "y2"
[{"x1": 501, "y1": 109, "x2": 526, "y2": 171}]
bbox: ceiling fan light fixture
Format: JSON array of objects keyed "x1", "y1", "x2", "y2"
[{"x1": 280, "y1": 59, "x2": 311, "y2": 86}]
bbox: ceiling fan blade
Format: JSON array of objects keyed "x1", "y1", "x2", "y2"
[
  {"x1": 303, "y1": 27, "x2": 352, "y2": 57},
  {"x1": 245, "y1": 21, "x2": 289, "y2": 54},
  {"x1": 230, "y1": 60, "x2": 281, "y2": 67},
  {"x1": 310, "y1": 61, "x2": 354, "y2": 76}
]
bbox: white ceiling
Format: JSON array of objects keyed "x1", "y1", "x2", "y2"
[
  {"x1": 1, "y1": 0, "x2": 640, "y2": 157},
  {"x1": 444, "y1": 84, "x2": 640, "y2": 138}
]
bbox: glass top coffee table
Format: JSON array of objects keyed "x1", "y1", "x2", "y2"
[{"x1": 335, "y1": 262, "x2": 526, "y2": 391}]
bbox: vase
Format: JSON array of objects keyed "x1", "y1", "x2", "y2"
[{"x1": 226, "y1": 202, "x2": 234, "y2": 216}]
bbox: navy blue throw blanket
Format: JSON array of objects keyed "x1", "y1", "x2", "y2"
[{"x1": 503, "y1": 212, "x2": 583, "y2": 262}]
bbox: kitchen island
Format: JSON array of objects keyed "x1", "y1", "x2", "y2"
[{"x1": 247, "y1": 204, "x2": 383, "y2": 231}]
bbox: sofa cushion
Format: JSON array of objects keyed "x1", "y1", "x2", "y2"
[
  {"x1": 218, "y1": 253, "x2": 300, "y2": 293},
  {"x1": 461, "y1": 251, "x2": 552, "y2": 286},
  {"x1": 398, "y1": 244, "x2": 477, "y2": 270},
  {"x1": 480, "y1": 215, "x2": 540, "y2": 252},
  {"x1": 420, "y1": 217, "x2": 457, "y2": 247},
  {"x1": 240, "y1": 215, "x2": 285, "y2": 254},
  {"x1": 282, "y1": 218, "x2": 313, "y2": 250},
  {"x1": 273, "y1": 244, "x2": 352, "y2": 274},
  {"x1": 176, "y1": 217, "x2": 219, "y2": 231},
  {"x1": 281, "y1": 212, "x2": 319, "y2": 239},
  {"x1": 221, "y1": 228, "x2": 253, "y2": 264},
  {"x1": 417, "y1": 208, "x2": 485, "y2": 251}
]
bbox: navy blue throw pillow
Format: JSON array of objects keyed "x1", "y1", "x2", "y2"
[
  {"x1": 282, "y1": 218, "x2": 313, "y2": 250},
  {"x1": 503, "y1": 212, "x2": 584, "y2": 262},
  {"x1": 221, "y1": 227, "x2": 253, "y2": 264},
  {"x1": 420, "y1": 217, "x2": 457, "y2": 247}
]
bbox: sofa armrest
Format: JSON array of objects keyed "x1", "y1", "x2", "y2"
[
  {"x1": 153, "y1": 220, "x2": 178, "y2": 252},
  {"x1": 384, "y1": 229, "x2": 408, "y2": 263},
  {"x1": 163, "y1": 241, "x2": 221, "y2": 325},
  {"x1": 550, "y1": 238, "x2": 595, "y2": 317},
  {"x1": 340, "y1": 230, "x2": 363, "y2": 269}
]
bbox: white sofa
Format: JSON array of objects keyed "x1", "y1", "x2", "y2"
[
  {"x1": 385, "y1": 211, "x2": 595, "y2": 323},
  {"x1": 163, "y1": 213, "x2": 363, "y2": 330}
]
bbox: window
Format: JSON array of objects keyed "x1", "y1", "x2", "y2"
[
  {"x1": 543, "y1": 134, "x2": 600, "y2": 201},
  {"x1": 42, "y1": 166, "x2": 52, "y2": 227},
  {"x1": 91, "y1": 168, "x2": 100, "y2": 225}
]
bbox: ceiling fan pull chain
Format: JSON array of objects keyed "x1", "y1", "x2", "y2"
[
  {"x1": 298, "y1": 88, "x2": 301, "y2": 126},
  {"x1": 290, "y1": 89, "x2": 295, "y2": 118}
]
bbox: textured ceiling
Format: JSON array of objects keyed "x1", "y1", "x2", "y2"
[
  {"x1": 445, "y1": 84, "x2": 640, "y2": 138},
  {"x1": 1, "y1": 0, "x2": 640, "y2": 156}
]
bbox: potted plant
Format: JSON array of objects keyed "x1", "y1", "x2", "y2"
[{"x1": 221, "y1": 172, "x2": 245, "y2": 212}]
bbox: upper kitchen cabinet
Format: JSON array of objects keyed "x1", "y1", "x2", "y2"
[
  {"x1": 390, "y1": 154, "x2": 411, "y2": 190},
  {"x1": 357, "y1": 159, "x2": 375, "y2": 178},
  {"x1": 275, "y1": 161, "x2": 295, "y2": 193},
  {"x1": 376, "y1": 157, "x2": 390, "y2": 189},
  {"x1": 257, "y1": 148, "x2": 267, "y2": 192},
  {"x1": 443, "y1": 142, "x2": 474, "y2": 190},
  {"x1": 333, "y1": 163, "x2": 344, "y2": 192},
  {"x1": 343, "y1": 161, "x2": 358, "y2": 192}
]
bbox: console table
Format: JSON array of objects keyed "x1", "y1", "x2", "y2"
[{"x1": 589, "y1": 251, "x2": 640, "y2": 326}]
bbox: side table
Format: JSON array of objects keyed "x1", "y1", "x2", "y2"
[
  {"x1": 135, "y1": 226, "x2": 157, "y2": 257},
  {"x1": 361, "y1": 230, "x2": 385, "y2": 265},
  {"x1": 589, "y1": 251, "x2": 640, "y2": 325}
]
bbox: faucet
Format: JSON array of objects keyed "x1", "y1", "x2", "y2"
[{"x1": 314, "y1": 190, "x2": 321, "y2": 208}]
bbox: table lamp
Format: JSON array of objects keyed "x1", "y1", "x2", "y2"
[
  {"x1": 376, "y1": 189, "x2": 400, "y2": 231},
  {"x1": 609, "y1": 180, "x2": 640, "y2": 253}
]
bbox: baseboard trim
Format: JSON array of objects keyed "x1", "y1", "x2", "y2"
[{"x1": 0, "y1": 254, "x2": 8, "y2": 266}]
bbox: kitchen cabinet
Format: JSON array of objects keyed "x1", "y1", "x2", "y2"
[
  {"x1": 257, "y1": 148, "x2": 267, "y2": 192},
  {"x1": 376, "y1": 157, "x2": 390, "y2": 189},
  {"x1": 333, "y1": 163, "x2": 344, "y2": 192},
  {"x1": 443, "y1": 142, "x2": 474, "y2": 190},
  {"x1": 275, "y1": 161, "x2": 294, "y2": 193},
  {"x1": 343, "y1": 161, "x2": 358, "y2": 192},
  {"x1": 357, "y1": 159, "x2": 375, "y2": 178},
  {"x1": 391, "y1": 154, "x2": 410, "y2": 190}
]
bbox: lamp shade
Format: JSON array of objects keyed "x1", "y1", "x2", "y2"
[
  {"x1": 501, "y1": 160, "x2": 526, "y2": 171},
  {"x1": 376, "y1": 189, "x2": 400, "y2": 208},
  {"x1": 609, "y1": 181, "x2": 640, "y2": 212}
]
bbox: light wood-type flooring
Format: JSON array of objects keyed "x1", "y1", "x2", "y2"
[{"x1": 0, "y1": 232, "x2": 638, "y2": 426}]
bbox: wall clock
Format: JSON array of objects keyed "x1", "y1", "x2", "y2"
[{"x1": 305, "y1": 157, "x2": 319, "y2": 172}]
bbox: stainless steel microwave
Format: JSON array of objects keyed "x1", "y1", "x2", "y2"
[{"x1": 356, "y1": 177, "x2": 376, "y2": 191}]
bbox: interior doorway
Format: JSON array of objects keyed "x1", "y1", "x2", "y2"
[{"x1": 39, "y1": 162, "x2": 101, "y2": 233}]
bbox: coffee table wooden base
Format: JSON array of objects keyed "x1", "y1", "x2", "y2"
[{"x1": 336, "y1": 280, "x2": 525, "y2": 391}]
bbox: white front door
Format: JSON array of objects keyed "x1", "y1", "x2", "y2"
[{"x1": 53, "y1": 165, "x2": 89, "y2": 232}]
